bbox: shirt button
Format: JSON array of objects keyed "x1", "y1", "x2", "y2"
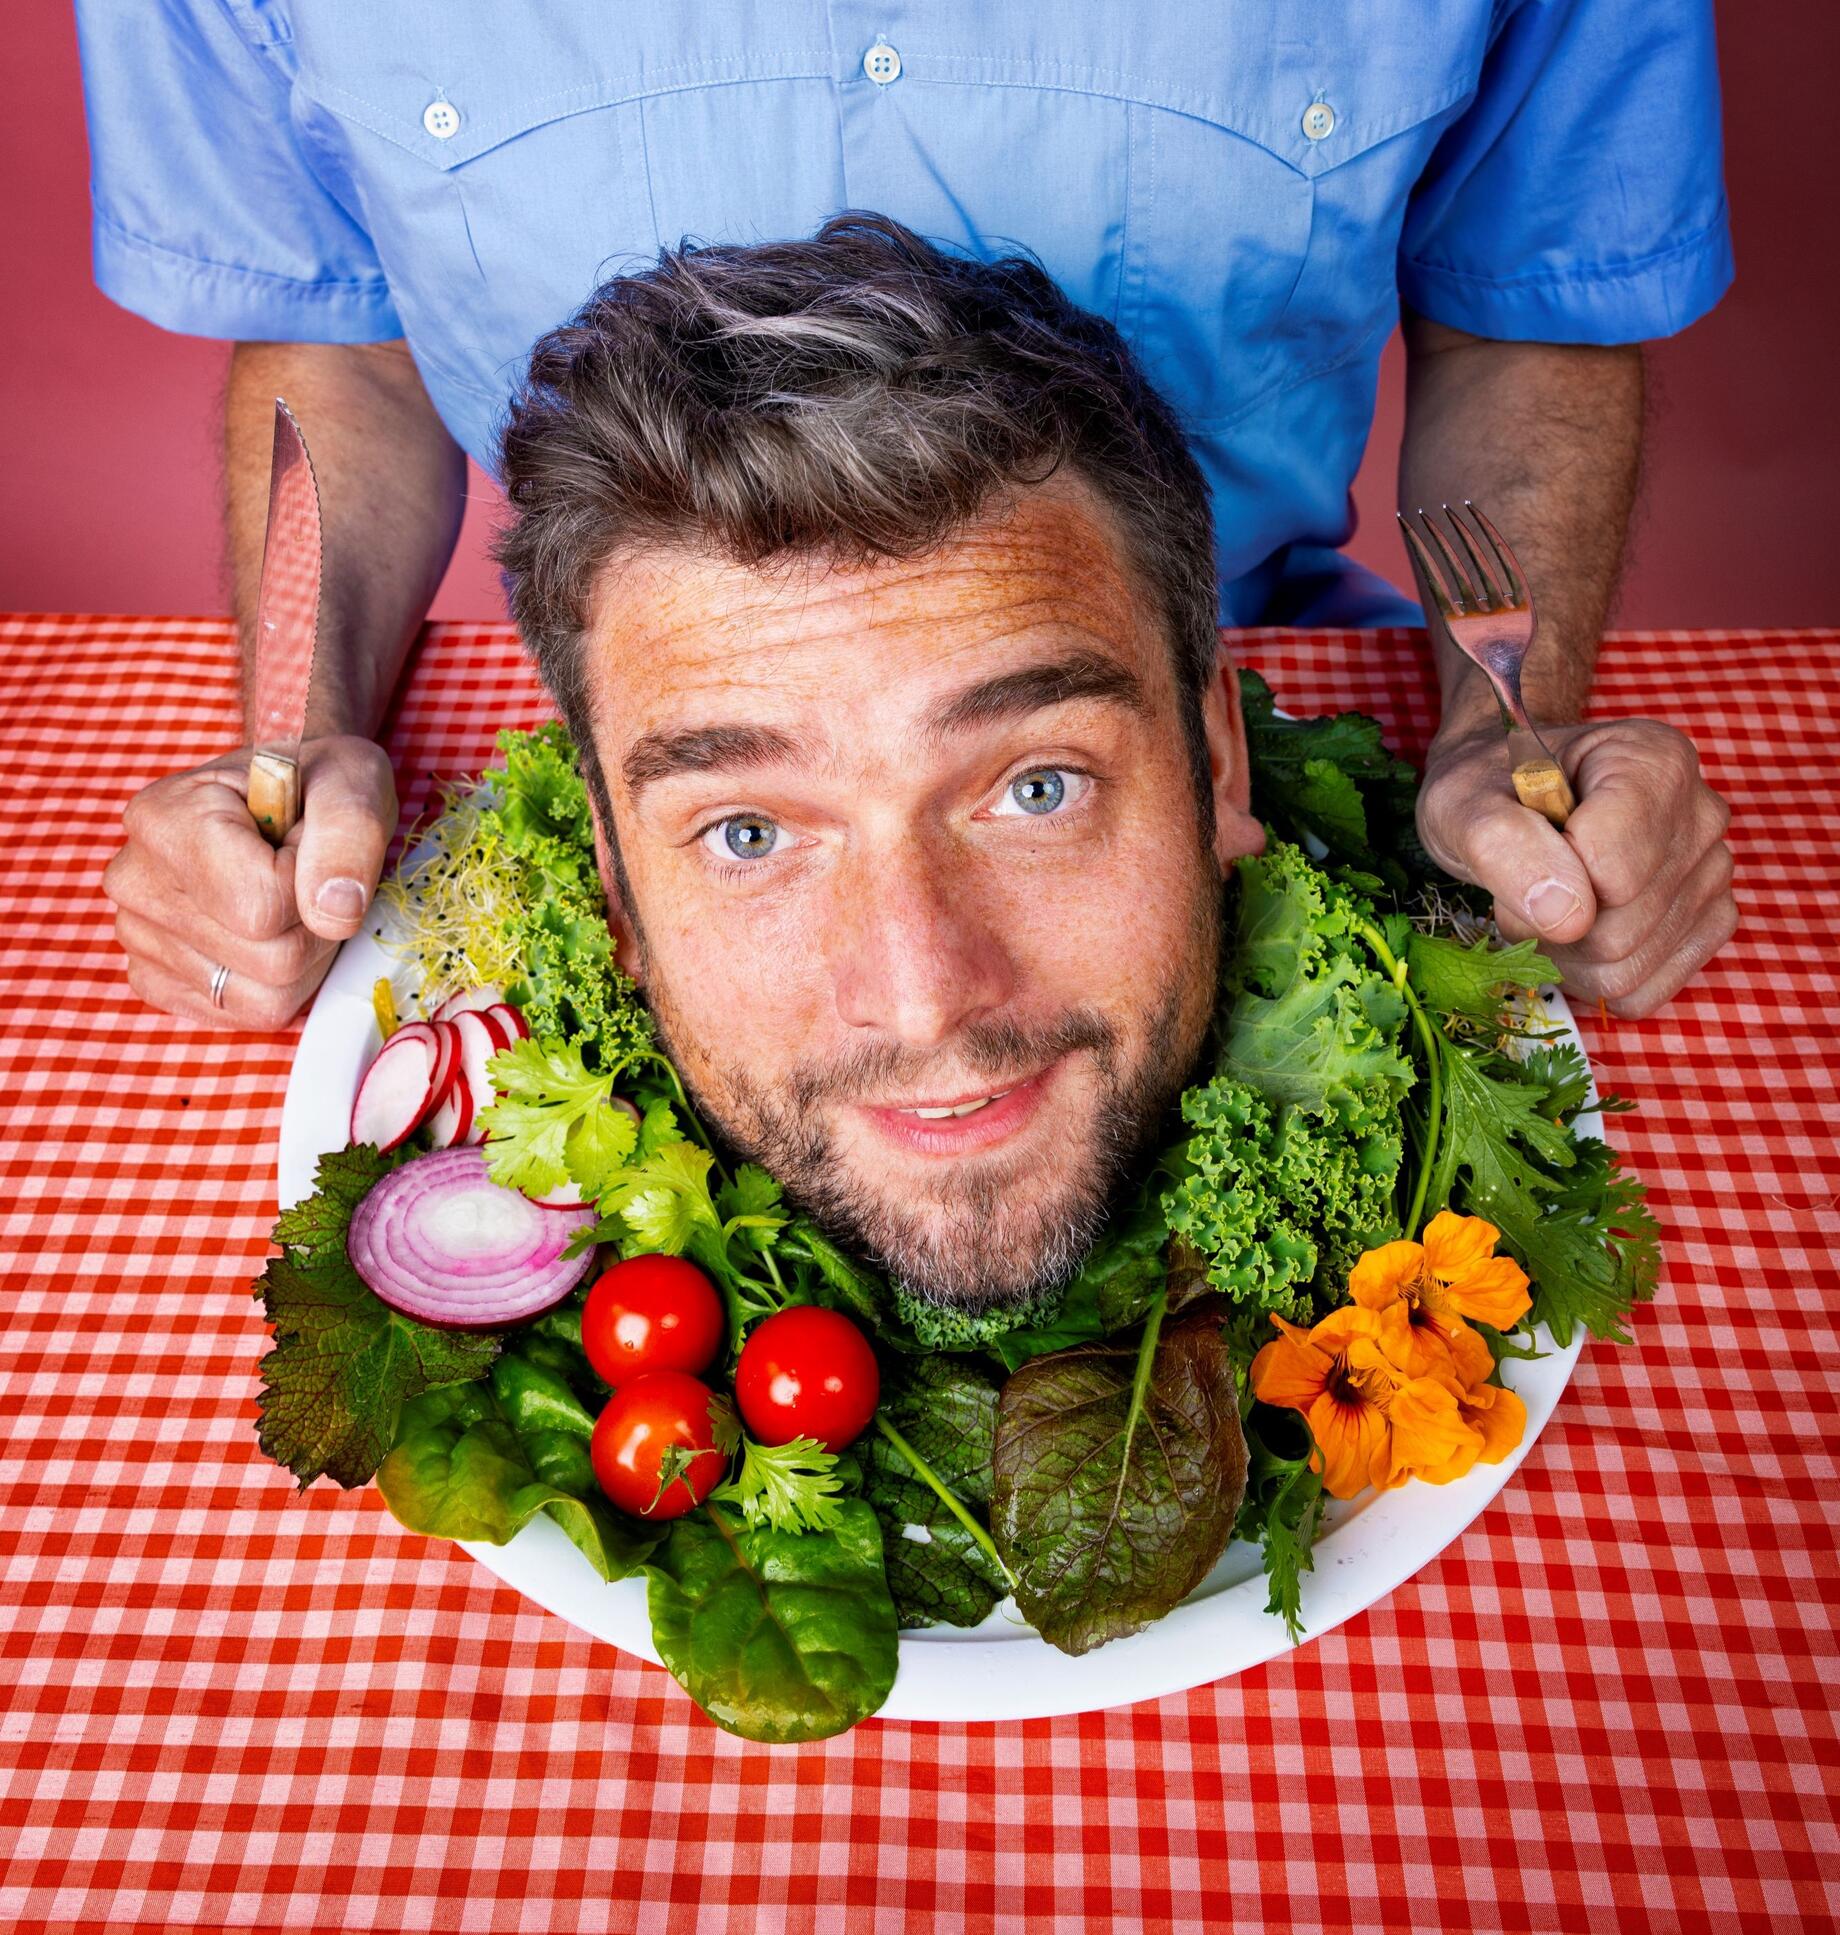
[
  {"x1": 422, "y1": 99, "x2": 462, "y2": 139},
  {"x1": 862, "y1": 41, "x2": 902, "y2": 85},
  {"x1": 1301, "y1": 101, "x2": 1335, "y2": 141}
]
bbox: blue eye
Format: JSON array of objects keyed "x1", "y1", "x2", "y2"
[
  {"x1": 702, "y1": 815, "x2": 780, "y2": 863},
  {"x1": 1011, "y1": 770, "x2": 1064, "y2": 814}
]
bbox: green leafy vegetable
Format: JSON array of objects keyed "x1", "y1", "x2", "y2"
[
  {"x1": 990, "y1": 1298, "x2": 1249, "y2": 1655},
  {"x1": 862, "y1": 1358, "x2": 1008, "y2": 1629},
  {"x1": 253, "y1": 1144, "x2": 501, "y2": 1488},
  {"x1": 474, "y1": 1035, "x2": 639, "y2": 1200},
  {"x1": 478, "y1": 724, "x2": 658, "y2": 1068},
  {"x1": 1405, "y1": 930, "x2": 1559, "y2": 1025},
  {"x1": 645, "y1": 1500, "x2": 899, "y2": 1742},
  {"x1": 1237, "y1": 667, "x2": 1440, "y2": 897},
  {"x1": 1236, "y1": 1411, "x2": 1327, "y2": 1643},
  {"x1": 376, "y1": 1380, "x2": 658, "y2": 1582},
  {"x1": 889, "y1": 1282, "x2": 1069, "y2": 1353},
  {"x1": 711, "y1": 1435, "x2": 847, "y2": 1535}
]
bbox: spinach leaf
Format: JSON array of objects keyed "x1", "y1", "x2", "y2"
[
  {"x1": 645, "y1": 1500, "x2": 899, "y2": 1742},
  {"x1": 990, "y1": 1298, "x2": 1249, "y2": 1655},
  {"x1": 861, "y1": 1358, "x2": 1007, "y2": 1628},
  {"x1": 376, "y1": 1379, "x2": 659, "y2": 1582}
]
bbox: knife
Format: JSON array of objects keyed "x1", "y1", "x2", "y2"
[{"x1": 244, "y1": 397, "x2": 324, "y2": 847}]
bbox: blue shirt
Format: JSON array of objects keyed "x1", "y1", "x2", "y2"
[{"x1": 74, "y1": 1, "x2": 1732, "y2": 627}]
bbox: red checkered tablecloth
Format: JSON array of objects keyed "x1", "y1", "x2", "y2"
[{"x1": 2, "y1": 614, "x2": 1835, "y2": 1935}]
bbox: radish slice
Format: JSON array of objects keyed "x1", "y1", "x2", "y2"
[
  {"x1": 422, "y1": 1018, "x2": 461, "y2": 1124},
  {"x1": 527, "y1": 1098, "x2": 644, "y2": 1207},
  {"x1": 346, "y1": 1144, "x2": 598, "y2": 1330},
  {"x1": 350, "y1": 1022, "x2": 443, "y2": 1152},
  {"x1": 452, "y1": 1009, "x2": 507, "y2": 1146},
  {"x1": 489, "y1": 1001, "x2": 531, "y2": 1042},
  {"x1": 432, "y1": 984, "x2": 505, "y2": 1024},
  {"x1": 424, "y1": 1021, "x2": 473, "y2": 1149}
]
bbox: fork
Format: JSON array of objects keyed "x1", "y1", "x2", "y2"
[{"x1": 1396, "y1": 501, "x2": 1576, "y2": 827}]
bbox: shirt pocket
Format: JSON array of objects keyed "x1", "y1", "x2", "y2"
[
  {"x1": 283, "y1": 13, "x2": 841, "y2": 401},
  {"x1": 1107, "y1": 14, "x2": 1491, "y2": 433}
]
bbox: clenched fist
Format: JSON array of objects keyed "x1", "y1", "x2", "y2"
[
  {"x1": 1416, "y1": 716, "x2": 1737, "y2": 1019},
  {"x1": 104, "y1": 735, "x2": 399, "y2": 1030}
]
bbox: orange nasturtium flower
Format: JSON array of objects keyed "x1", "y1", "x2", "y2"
[
  {"x1": 1252, "y1": 1212, "x2": 1531, "y2": 1500},
  {"x1": 1348, "y1": 1209, "x2": 1533, "y2": 1346}
]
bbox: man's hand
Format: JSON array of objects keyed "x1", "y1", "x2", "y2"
[
  {"x1": 104, "y1": 736, "x2": 398, "y2": 1029},
  {"x1": 1416, "y1": 717, "x2": 1737, "y2": 1018}
]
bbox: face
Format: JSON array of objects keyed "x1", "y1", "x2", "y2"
[{"x1": 581, "y1": 473, "x2": 1267, "y2": 1308}]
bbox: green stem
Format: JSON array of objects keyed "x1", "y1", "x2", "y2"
[
  {"x1": 1355, "y1": 919, "x2": 1444, "y2": 1241},
  {"x1": 873, "y1": 1413, "x2": 1013, "y2": 1589}
]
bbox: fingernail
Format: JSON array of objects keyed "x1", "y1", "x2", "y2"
[
  {"x1": 316, "y1": 877, "x2": 365, "y2": 921},
  {"x1": 1526, "y1": 879, "x2": 1582, "y2": 934}
]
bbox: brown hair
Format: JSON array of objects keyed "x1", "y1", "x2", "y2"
[{"x1": 494, "y1": 210, "x2": 1221, "y2": 868}]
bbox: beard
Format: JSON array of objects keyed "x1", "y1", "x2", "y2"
[{"x1": 637, "y1": 867, "x2": 1226, "y2": 1312}]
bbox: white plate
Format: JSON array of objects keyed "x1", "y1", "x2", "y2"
[{"x1": 279, "y1": 841, "x2": 1592, "y2": 1724}]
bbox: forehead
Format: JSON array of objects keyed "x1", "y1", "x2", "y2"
[{"x1": 581, "y1": 474, "x2": 1170, "y2": 749}]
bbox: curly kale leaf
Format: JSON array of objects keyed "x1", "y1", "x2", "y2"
[{"x1": 1221, "y1": 845, "x2": 1415, "y2": 1126}]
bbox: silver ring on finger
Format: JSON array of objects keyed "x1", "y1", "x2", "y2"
[{"x1": 209, "y1": 961, "x2": 231, "y2": 1009}]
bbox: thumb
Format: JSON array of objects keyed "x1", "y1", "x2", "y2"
[
  {"x1": 1420, "y1": 758, "x2": 1597, "y2": 945},
  {"x1": 290, "y1": 737, "x2": 401, "y2": 941}
]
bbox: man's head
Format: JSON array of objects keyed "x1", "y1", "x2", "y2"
[{"x1": 496, "y1": 211, "x2": 1266, "y2": 1310}]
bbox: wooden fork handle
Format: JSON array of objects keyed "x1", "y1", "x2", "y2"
[
  {"x1": 1512, "y1": 757, "x2": 1575, "y2": 827},
  {"x1": 247, "y1": 750, "x2": 301, "y2": 847}
]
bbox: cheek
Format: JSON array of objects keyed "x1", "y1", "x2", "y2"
[{"x1": 642, "y1": 888, "x2": 833, "y2": 1078}]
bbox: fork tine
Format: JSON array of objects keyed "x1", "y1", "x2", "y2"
[
  {"x1": 1417, "y1": 507, "x2": 1478, "y2": 612},
  {"x1": 1444, "y1": 503, "x2": 1504, "y2": 610},
  {"x1": 1464, "y1": 501, "x2": 1525, "y2": 605},
  {"x1": 1396, "y1": 511, "x2": 1463, "y2": 618}
]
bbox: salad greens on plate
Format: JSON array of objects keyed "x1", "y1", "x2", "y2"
[{"x1": 252, "y1": 673, "x2": 1658, "y2": 1741}]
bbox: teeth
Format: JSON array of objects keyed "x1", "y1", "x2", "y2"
[{"x1": 901, "y1": 1089, "x2": 1011, "y2": 1120}]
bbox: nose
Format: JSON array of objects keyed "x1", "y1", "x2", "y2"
[{"x1": 827, "y1": 834, "x2": 1016, "y2": 1049}]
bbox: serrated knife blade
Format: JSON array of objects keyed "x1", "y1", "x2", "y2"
[{"x1": 245, "y1": 397, "x2": 323, "y2": 845}]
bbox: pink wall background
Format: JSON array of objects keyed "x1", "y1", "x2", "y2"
[{"x1": 4, "y1": 6, "x2": 1834, "y2": 628}]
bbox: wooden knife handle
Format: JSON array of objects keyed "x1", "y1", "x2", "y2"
[
  {"x1": 247, "y1": 750, "x2": 301, "y2": 846},
  {"x1": 1512, "y1": 757, "x2": 1575, "y2": 828}
]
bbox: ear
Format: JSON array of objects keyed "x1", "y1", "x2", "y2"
[
  {"x1": 1201, "y1": 639, "x2": 1268, "y2": 873},
  {"x1": 589, "y1": 795, "x2": 647, "y2": 988}
]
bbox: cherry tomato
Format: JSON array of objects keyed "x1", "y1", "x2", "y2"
[
  {"x1": 581, "y1": 1255, "x2": 725, "y2": 1389},
  {"x1": 734, "y1": 1306, "x2": 880, "y2": 1451},
  {"x1": 590, "y1": 1371, "x2": 730, "y2": 1519}
]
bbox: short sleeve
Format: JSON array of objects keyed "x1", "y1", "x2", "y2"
[
  {"x1": 72, "y1": 0, "x2": 402, "y2": 341},
  {"x1": 1397, "y1": 0, "x2": 1734, "y2": 343}
]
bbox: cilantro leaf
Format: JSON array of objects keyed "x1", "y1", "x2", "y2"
[
  {"x1": 600, "y1": 1139, "x2": 721, "y2": 1253},
  {"x1": 475, "y1": 1035, "x2": 637, "y2": 1199},
  {"x1": 711, "y1": 1435, "x2": 847, "y2": 1535}
]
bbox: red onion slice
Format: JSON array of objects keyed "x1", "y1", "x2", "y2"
[{"x1": 346, "y1": 1145, "x2": 598, "y2": 1330}]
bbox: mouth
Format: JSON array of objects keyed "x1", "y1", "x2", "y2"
[{"x1": 855, "y1": 1057, "x2": 1065, "y2": 1156}]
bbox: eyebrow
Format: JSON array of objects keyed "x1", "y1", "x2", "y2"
[
  {"x1": 622, "y1": 721, "x2": 816, "y2": 799},
  {"x1": 620, "y1": 646, "x2": 1147, "y2": 801},
  {"x1": 919, "y1": 647, "x2": 1149, "y2": 742}
]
